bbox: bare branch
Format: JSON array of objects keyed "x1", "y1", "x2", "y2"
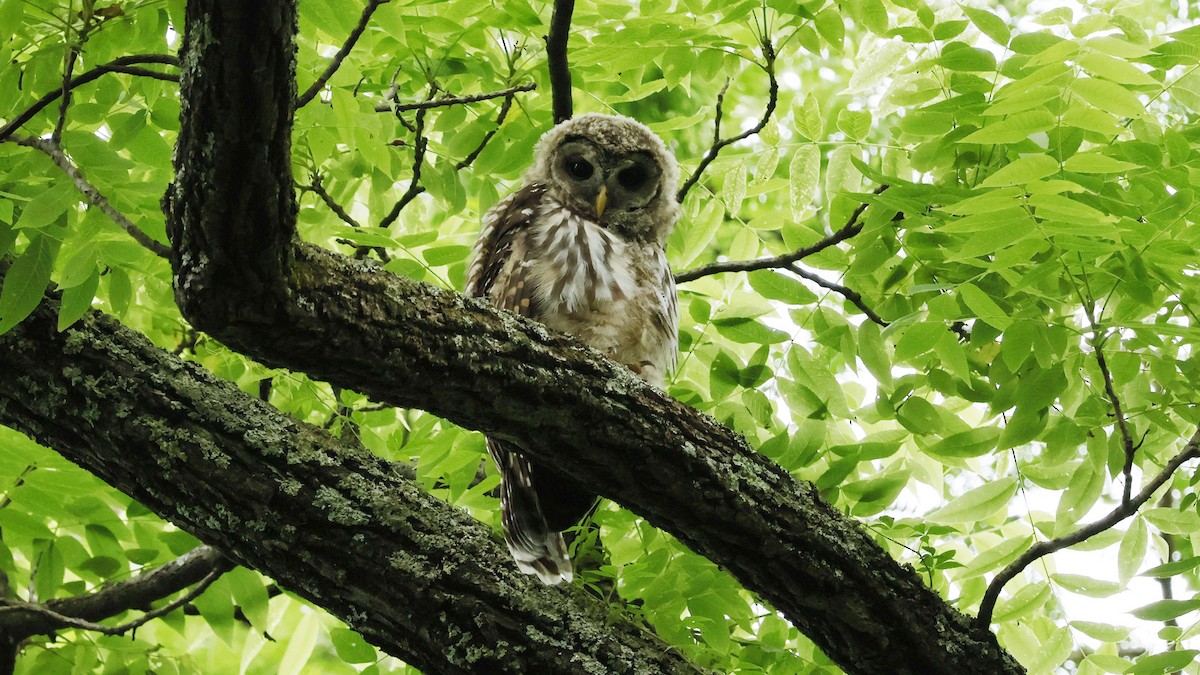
[
  {"x1": 545, "y1": 0, "x2": 575, "y2": 124},
  {"x1": 1092, "y1": 326, "x2": 1137, "y2": 505},
  {"x1": 10, "y1": 136, "x2": 171, "y2": 258},
  {"x1": 674, "y1": 185, "x2": 887, "y2": 284},
  {"x1": 455, "y1": 87, "x2": 519, "y2": 170},
  {"x1": 676, "y1": 39, "x2": 778, "y2": 203},
  {"x1": 976, "y1": 428, "x2": 1200, "y2": 627},
  {"x1": 52, "y1": 48, "x2": 80, "y2": 143},
  {"x1": 306, "y1": 174, "x2": 361, "y2": 229},
  {"x1": 296, "y1": 0, "x2": 390, "y2": 109},
  {"x1": 0, "y1": 55, "x2": 179, "y2": 143},
  {"x1": 788, "y1": 263, "x2": 888, "y2": 326},
  {"x1": 376, "y1": 86, "x2": 436, "y2": 232},
  {"x1": 372, "y1": 82, "x2": 535, "y2": 113},
  {"x1": 0, "y1": 547, "x2": 228, "y2": 641}
]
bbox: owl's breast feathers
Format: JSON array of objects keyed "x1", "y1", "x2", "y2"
[{"x1": 466, "y1": 181, "x2": 677, "y2": 385}]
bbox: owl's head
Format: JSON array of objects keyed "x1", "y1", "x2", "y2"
[{"x1": 529, "y1": 113, "x2": 679, "y2": 245}]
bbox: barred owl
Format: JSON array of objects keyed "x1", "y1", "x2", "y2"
[{"x1": 464, "y1": 113, "x2": 680, "y2": 584}]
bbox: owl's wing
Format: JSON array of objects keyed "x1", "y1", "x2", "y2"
[
  {"x1": 465, "y1": 182, "x2": 573, "y2": 585},
  {"x1": 464, "y1": 182, "x2": 548, "y2": 306}
]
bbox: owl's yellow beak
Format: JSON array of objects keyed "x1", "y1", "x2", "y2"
[{"x1": 595, "y1": 184, "x2": 608, "y2": 218}]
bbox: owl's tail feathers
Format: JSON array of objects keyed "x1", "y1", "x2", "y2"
[{"x1": 489, "y1": 439, "x2": 574, "y2": 585}]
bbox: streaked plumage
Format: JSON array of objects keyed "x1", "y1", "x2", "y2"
[{"x1": 465, "y1": 113, "x2": 680, "y2": 584}]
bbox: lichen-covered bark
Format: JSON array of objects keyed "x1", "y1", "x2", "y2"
[
  {"x1": 160, "y1": 1, "x2": 1023, "y2": 673},
  {"x1": 0, "y1": 288, "x2": 701, "y2": 675}
]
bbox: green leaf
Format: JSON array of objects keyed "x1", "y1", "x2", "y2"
[
  {"x1": 925, "y1": 476, "x2": 1016, "y2": 524},
  {"x1": 962, "y1": 6, "x2": 1011, "y2": 46},
  {"x1": 227, "y1": 567, "x2": 271, "y2": 631},
  {"x1": 1142, "y1": 555, "x2": 1200, "y2": 578},
  {"x1": 747, "y1": 270, "x2": 817, "y2": 305},
  {"x1": 1072, "y1": 78, "x2": 1145, "y2": 118},
  {"x1": 980, "y1": 154, "x2": 1060, "y2": 187},
  {"x1": 279, "y1": 611, "x2": 320, "y2": 675},
  {"x1": 857, "y1": 321, "x2": 892, "y2": 387},
  {"x1": 713, "y1": 317, "x2": 789, "y2": 344},
  {"x1": 57, "y1": 267, "x2": 99, "y2": 331},
  {"x1": 13, "y1": 182, "x2": 75, "y2": 231},
  {"x1": 1062, "y1": 152, "x2": 1141, "y2": 173},
  {"x1": 0, "y1": 234, "x2": 59, "y2": 334},
  {"x1": 1077, "y1": 52, "x2": 1160, "y2": 86},
  {"x1": 994, "y1": 581, "x2": 1051, "y2": 622},
  {"x1": 937, "y1": 42, "x2": 996, "y2": 71},
  {"x1": 722, "y1": 160, "x2": 748, "y2": 217},
  {"x1": 1051, "y1": 573, "x2": 1121, "y2": 598},
  {"x1": 1129, "y1": 598, "x2": 1200, "y2": 622},
  {"x1": 960, "y1": 111, "x2": 1056, "y2": 144},
  {"x1": 331, "y1": 627, "x2": 377, "y2": 663},
  {"x1": 788, "y1": 143, "x2": 821, "y2": 220},
  {"x1": 1143, "y1": 508, "x2": 1200, "y2": 534},
  {"x1": 836, "y1": 109, "x2": 872, "y2": 140},
  {"x1": 960, "y1": 534, "x2": 1033, "y2": 579},
  {"x1": 923, "y1": 427, "x2": 1000, "y2": 458},
  {"x1": 957, "y1": 282, "x2": 1012, "y2": 330},
  {"x1": 422, "y1": 245, "x2": 470, "y2": 267},
  {"x1": 792, "y1": 94, "x2": 823, "y2": 141},
  {"x1": 1125, "y1": 651, "x2": 1200, "y2": 675},
  {"x1": 897, "y1": 396, "x2": 941, "y2": 434},
  {"x1": 1117, "y1": 517, "x2": 1146, "y2": 584},
  {"x1": 1070, "y1": 621, "x2": 1131, "y2": 642}
]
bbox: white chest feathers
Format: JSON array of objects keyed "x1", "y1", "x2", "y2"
[{"x1": 525, "y1": 203, "x2": 639, "y2": 315}]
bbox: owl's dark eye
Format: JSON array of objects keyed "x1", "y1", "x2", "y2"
[
  {"x1": 617, "y1": 165, "x2": 648, "y2": 190},
  {"x1": 566, "y1": 157, "x2": 594, "y2": 180}
]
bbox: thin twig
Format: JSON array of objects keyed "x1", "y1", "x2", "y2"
[
  {"x1": 546, "y1": 0, "x2": 575, "y2": 123},
  {"x1": 10, "y1": 136, "x2": 171, "y2": 258},
  {"x1": 322, "y1": 86, "x2": 520, "y2": 260},
  {"x1": 455, "y1": 87, "x2": 519, "y2": 170},
  {"x1": 976, "y1": 428, "x2": 1200, "y2": 627},
  {"x1": 296, "y1": 0, "x2": 390, "y2": 109},
  {"x1": 372, "y1": 82, "x2": 535, "y2": 113},
  {"x1": 674, "y1": 185, "x2": 888, "y2": 284},
  {"x1": 0, "y1": 556, "x2": 230, "y2": 637},
  {"x1": 307, "y1": 174, "x2": 361, "y2": 228},
  {"x1": 676, "y1": 38, "x2": 778, "y2": 203},
  {"x1": 0, "y1": 547, "x2": 227, "y2": 641},
  {"x1": 376, "y1": 86, "x2": 436, "y2": 232},
  {"x1": 52, "y1": 47, "x2": 80, "y2": 143},
  {"x1": 0, "y1": 55, "x2": 179, "y2": 142},
  {"x1": 788, "y1": 263, "x2": 888, "y2": 326},
  {"x1": 1091, "y1": 321, "x2": 1137, "y2": 505}
]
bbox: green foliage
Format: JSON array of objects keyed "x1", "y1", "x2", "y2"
[{"x1": 4, "y1": 0, "x2": 1200, "y2": 673}]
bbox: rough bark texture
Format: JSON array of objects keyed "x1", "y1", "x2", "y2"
[
  {"x1": 0, "y1": 288, "x2": 701, "y2": 675},
  {"x1": 160, "y1": 1, "x2": 1023, "y2": 673}
]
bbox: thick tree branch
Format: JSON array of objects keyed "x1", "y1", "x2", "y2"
[
  {"x1": 976, "y1": 429, "x2": 1200, "y2": 627},
  {"x1": 295, "y1": 0, "x2": 390, "y2": 109},
  {"x1": 0, "y1": 55, "x2": 179, "y2": 143},
  {"x1": 10, "y1": 136, "x2": 171, "y2": 258},
  {"x1": 0, "y1": 547, "x2": 229, "y2": 638},
  {"x1": 676, "y1": 40, "x2": 778, "y2": 203},
  {"x1": 372, "y1": 82, "x2": 535, "y2": 113},
  {"x1": 0, "y1": 285, "x2": 698, "y2": 674},
  {"x1": 161, "y1": 4, "x2": 1019, "y2": 672},
  {"x1": 675, "y1": 186, "x2": 886, "y2": 284},
  {"x1": 546, "y1": 0, "x2": 575, "y2": 123}
]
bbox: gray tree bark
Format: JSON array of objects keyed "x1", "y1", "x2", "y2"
[
  {"x1": 155, "y1": 1, "x2": 1023, "y2": 674},
  {"x1": 0, "y1": 284, "x2": 701, "y2": 675}
]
